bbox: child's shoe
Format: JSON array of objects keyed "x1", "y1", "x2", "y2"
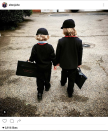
[
  {"x1": 37, "y1": 93, "x2": 42, "y2": 101},
  {"x1": 60, "y1": 81, "x2": 66, "y2": 86},
  {"x1": 45, "y1": 85, "x2": 51, "y2": 91},
  {"x1": 67, "y1": 89, "x2": 73, "y2": 98},
  {"x1": 68, "y1": 93, "x2": 72, "y2": 98}
]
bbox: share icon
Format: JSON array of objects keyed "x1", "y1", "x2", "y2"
[{"x1": 17, "y1": 119, "x2": 21, "y2": 123}]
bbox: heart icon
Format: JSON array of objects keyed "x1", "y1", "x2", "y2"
[{"x1": 2, "y1": 119, "x2": 7, "y2": 123}]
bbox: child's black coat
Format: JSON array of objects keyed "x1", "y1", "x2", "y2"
[
  {"x1": 29, "y1": 43, "x2": 56, "y2": 70},
  {"x1": 56, "y1": 37, "x2": 83, "y2": 69}
]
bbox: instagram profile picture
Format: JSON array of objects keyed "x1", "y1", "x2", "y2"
[{"x1": 2, "y1": 2, "x2": 7, "y2": 8}]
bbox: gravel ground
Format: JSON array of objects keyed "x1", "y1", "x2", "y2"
[{"x1": 0, "y1": 12, "x2": 108, "y2": 117}]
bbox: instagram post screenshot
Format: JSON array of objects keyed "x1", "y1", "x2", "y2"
[{"x1": 0, "y1": 0, "x2": 108, "y2": 130}]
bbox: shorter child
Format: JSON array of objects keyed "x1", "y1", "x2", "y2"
[{"x1": 29, "y1": 28, "x2": 56, "y2": 101}]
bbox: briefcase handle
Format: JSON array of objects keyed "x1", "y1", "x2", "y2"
[
  {"x1": 77, "y1": 67, "x2": 83, "y2": 75},
  {"x1": 26, "y1": 60, "x2": 35, "y2": 63},
  {"x1": 77, "y1": 67, "x2": 81, "y2": 72}
]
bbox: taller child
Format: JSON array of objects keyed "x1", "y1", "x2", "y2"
[
  {"x1": 29, "y1": 28, "x2": 56, "y2": 101},
  {"x1": 56, "y1": 19, "x2": 83, "y2": 97}
]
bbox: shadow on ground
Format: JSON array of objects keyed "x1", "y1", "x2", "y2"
[
  {"x1": 0, "y1": 97, "x2": 37, "y2": 117},
  {"x1": 17, "y1": 18, "x2": 34, "y2": 30}
]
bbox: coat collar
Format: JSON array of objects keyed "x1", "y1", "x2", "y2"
[
  {"x1": 37, "y1": 41, "x2": 47, "y2": 45},
  {"x1": 65, "y1": 36, "x2": 77, "y2": 37},
  {"x1": 37, "y1": 43, "x2": 47, "y2": 45}
]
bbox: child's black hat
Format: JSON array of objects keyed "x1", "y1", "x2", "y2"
[
  {"x1": 36, "y1": 28, "x2": 49, "y2": 35},
  {"x1": 61, "y1": 19, "x2": 75, "y2": 29}
]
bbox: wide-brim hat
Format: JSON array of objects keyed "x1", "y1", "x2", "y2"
[
  {"x1": 61, "y1": 19, "x2": 75, "y2": 29},
  {"x1": 36, "y1": 28, "x2": 49, "y2": 35}
]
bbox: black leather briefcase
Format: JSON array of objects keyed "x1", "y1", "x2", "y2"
[
  {"x1": 16, "y1": 61, "x2": 37, "y2": 77},
  {"x1": 75, "y1": 67, "x2": 87, "y2": 89}
]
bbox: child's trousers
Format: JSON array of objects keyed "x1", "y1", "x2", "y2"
[
  {"x1": 36, "y1": 69, "x2": 51, "y2": 94},
  {"x1": 61, "y1": 68, "x2": 77, "y2": 95}
]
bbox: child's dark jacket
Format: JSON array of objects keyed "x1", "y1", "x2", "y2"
[
  {"x1": 29, "y1": 43, "x2": 56, "y2": 70},
  {"x1": 56, "y1": 37, "x2": 83, "y2": 69}
]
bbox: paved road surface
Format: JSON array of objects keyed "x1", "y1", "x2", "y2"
[{"x1": 0, "y1": 12, "x2": 108, "y2": 116}]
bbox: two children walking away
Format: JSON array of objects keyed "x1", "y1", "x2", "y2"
[{"x1": 29, "y1": 19, "x2": 83, "y2": 101}]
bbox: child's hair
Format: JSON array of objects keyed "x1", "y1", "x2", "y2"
[
  {"x1": 63, "y1": 28, "x2": 77, "y2": 36},
  {"x1": 35, "y1": 35, "x2": 49, "y2": 41}
]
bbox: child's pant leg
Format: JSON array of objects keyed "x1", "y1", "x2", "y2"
[
  {"x1": 67, "y1": 69, "x2": 77, "y2": 95},
  {"x1": 44, "y1": 69, "x2": 51, "y2": 89},
  {"x1": 36, "y1": 70, "x2": 44, "y2": 94},
  {"x1": 61, "y1": 69, "x2": 68, "y2": 85}
]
